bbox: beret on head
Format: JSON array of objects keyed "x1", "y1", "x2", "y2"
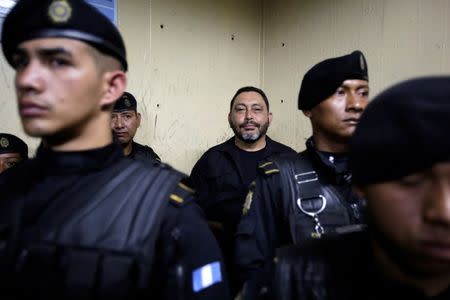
[
  {"x1": 2, "y1": 0, "x2": 127, "y2": 71},
  {"x1": 350, "y1": 76, "x2": 450, "y2": 186},
  {"x1": 0, "y1": 133, "x2": 28, "y2": 159},
  {"x1": 113, "y1": 92, "x2": 137, "y2": 112},
  {"x1": 298, "y1": 50, "x2": 368, "y2": 110}
]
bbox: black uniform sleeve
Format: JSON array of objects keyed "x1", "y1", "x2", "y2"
[
  {"x1": 234, "y1": 162, "x2": 285, "y2": 295},
  {"x1": 189, "y1": 154, "x2": 210, "y2": 209},
  {"x1": 155, "y1": 183, "x2": 230, "y2": 300}
]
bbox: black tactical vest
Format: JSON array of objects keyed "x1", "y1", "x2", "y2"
[
  {"x1": 273, "y1": 151, "x2": 365, "y2": 244},
  {"x1": 0, "y1": 159, "x2": 183, "y2": 299}
]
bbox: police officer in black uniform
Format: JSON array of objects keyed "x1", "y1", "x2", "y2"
[
  {"x1": 190, "y1": 86, "x2": 295, "y2": 295},
  {"x1": 0, "y1": 1, "x2": 229, "y2": 299},
  {"x1": 273, "y1": 76, "x2": 450, "y2": 300},
  {"x1": 112, "y1": 91, "x2": 161, "y2": 163},
  {"x1": 0, "y1": 133, "x2": 28, "y2": 174},
  {"x1": 234, "y1": 51, "x2": 370, "y2": 297}
]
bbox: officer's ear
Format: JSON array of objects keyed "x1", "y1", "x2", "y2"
[
  {"x1": 136, "y1": 112, "x2": 142, "y2": 127},
  {"x1": 100, "y1": 70, "x2": 127, "y2": 108},
  {"x1": 302, "y1": 110, "x2": 312, "y2": 118}
]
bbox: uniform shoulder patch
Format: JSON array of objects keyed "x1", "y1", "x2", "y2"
[
  {"x1": 192, "y1": 261, "x2": 222, "y2": 292},
  {"x1": 258, "y1": 161, "x2": 280, "y2": 176},
  {"x1": 169, "y1": 181, "x2": 194, "y2": 206}
]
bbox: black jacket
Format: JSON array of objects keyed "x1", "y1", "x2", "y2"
[
  {"x1": 190, "y1": 136, "x2": 295, "y2": 227},
  {"x1": 274, "y1": 231, "x2": 450, "y2": 300},
  {"x1": 128, "y1": 141, "x2": 161, "y2": 163},
  {"x1": 0, "y1": 143, "x2": 229, "y2": 300},
  {"x1": 234, "y1": 137, "x2": 366, "y2": 296}
]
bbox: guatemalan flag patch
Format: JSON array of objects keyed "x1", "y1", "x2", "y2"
[{"x1": 192, "y1": 261, "x2": 222, "y2": 292}]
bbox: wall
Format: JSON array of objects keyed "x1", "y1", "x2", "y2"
[
  {"x1": 0, "y1": 0, "x2": 449, "y2": 173},
  {"x1": 262, "y1": 0, "x2": 450, "y2": 151}
]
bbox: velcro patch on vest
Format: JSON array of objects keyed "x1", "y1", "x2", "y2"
[{"x1": 258, "y1": 161, "x2": 280, "y2": 176}]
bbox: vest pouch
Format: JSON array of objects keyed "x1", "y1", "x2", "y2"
[
  {"x1": 13, "y1": 243, "x2": 140, "y2": 300},
  {"x1": 13, "y1": 243, "x2": 64, "y2": 298}
]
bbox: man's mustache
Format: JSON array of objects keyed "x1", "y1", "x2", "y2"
[{"x1": 239, "y1": 121, "x2": 260, "y2": 128}]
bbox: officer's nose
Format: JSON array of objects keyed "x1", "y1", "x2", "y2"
[
  {"x1": 15, "y1": 60, "x2": 44, "y2": 95},
  {"x1": 113, "y1": 115, "x2": 124, "y2": 129},
  {"x1": 424, "y1": 175, "x2": 450, "y2": 226},
  {"x1": 346, "y1": 93, "x2": 364, "y2": 113}
]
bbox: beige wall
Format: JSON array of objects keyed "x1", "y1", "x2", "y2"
[{"x1": 1, "y1": 0, "x2": 449, "y2": 173}]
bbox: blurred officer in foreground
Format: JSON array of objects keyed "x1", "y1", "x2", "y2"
[
  {"x1": 235, "y1": 51, "x2": 369, "y2": 297},
  {"x1": 112, "y1": 91, "x2": 161, "y2": 163},
  {"x1": 0, "y1": 133, "x2": 28, "y2": 174},
  {"x1": 190, "y1": 86, "x2": 295, "y2": 295},
  {"x1": 274, "y1": 76, "x2": 450, "y2": 300},
  {"x1": 0, "y1": 1, "x2": 229, "y2": 299}
]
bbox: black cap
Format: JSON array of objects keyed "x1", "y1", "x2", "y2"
[
  {"x1": 2, "y1": 0, "x2": 128, "y2": 71},
  {"x1": 298, "y1": 50, "x2": 368, "y2": 110},
  {"x1": 113, "y1": 92, "x2": 137, "y2": 112},
  {"x1": 350, "y1": 76, "x2": 450, "y2": 186},
  {"x1": 0, "y1": 133, "x2": 28, "y2": 159}
]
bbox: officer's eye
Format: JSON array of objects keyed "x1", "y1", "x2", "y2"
[
  {"x1": 253, "y1": 107, "x2": 262, "y2": 112},
  {"x1": 11, "y1": 54, "x2": 29, "y2": 70},
  {"x1": 398, "y1": 172, "x2": 426, "y2": 187},
  {"x1": 235, "y1": 107, "x2": 246, "y2": 112},
  {"x1": 49, "y1": 57, "x2": 69, "y2": 68},
  {"x1": 5, "y1": 161, "x2": 18, "y2": 168},
  {"x1": 336, "y1": 88, "x2": 346, "y2": 96},
  {"x1": 124, "y1": 114, "x2": 132, "y2": 119},
  {"x1": 357, "y1": 89, "x2": 369, "y2": 97}
]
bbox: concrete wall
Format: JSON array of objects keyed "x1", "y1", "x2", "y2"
[{"x1": 1, "y1": 0, "x2": 449, "y2": 173}]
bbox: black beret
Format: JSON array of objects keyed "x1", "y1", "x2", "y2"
[
  {"x1": 298, "y1": 50, "x2": 368, "y2": 110},
  {"x1": 350, "y1": 76, "x2": 450, "y2": 186},
  {"x1": 113, "y1": 92, "x2": 137, "y2": 112},
  {"x1": 0, "y1": 133, "x2": 28, "y2": 159},
  {"x1": 2, "y1": 0, "x2": 127, "y2": 71}
]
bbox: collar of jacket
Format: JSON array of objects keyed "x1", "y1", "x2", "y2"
[
  {"x1": 305, "y1": 137, "x2": 351, "y2": 185},
  {"x1": 217, "y1": 136, "x2": 283, "y2": 155}
]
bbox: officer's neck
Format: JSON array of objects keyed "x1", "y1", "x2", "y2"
[
  {"x1": 312, "y1": 134, "x2": 349, "y2": 154},
  {"x1": 45, "y1": 122, "x2": 114, "y2": 151},
  {"x1": 234, "y1": 136, "x2": 266, "y2": 152},
  {"x1": 122, "y1": 141, "x2": 133, "y2": 156}
]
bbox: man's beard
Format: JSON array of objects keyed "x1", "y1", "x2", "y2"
[{"x1": 231, "y1": 120, "x2": 269, "y2": 144}]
